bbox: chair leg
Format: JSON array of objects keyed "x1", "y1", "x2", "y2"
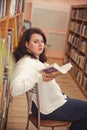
[
  {"x1": 52, "y1": 127, "x2": 54, "y2": 130},
  {"x1": 67, "y1": 125, "x2": 70, "y2": 130},
  {"x1": 37, "y1": 127, "x2": 40, "y2": 130},
  {"x1": 37, "y1": 124, "x2": 40, "y2": 130},
  {"x1": 36, "y1": 83, "x2": 40, "y2": 130},
  {"x1": 26, "y1": 118, "x2": 29, "y2": 130}
]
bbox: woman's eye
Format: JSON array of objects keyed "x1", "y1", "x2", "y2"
[
  {"x1": 41, "y1": 40, "x2": 44, "y2": 43},
  {"x1": 34, "y1": 40, "x2": 44, "y2": 43},
  {"x1": 34, "y1": 40, "x2": 38, "y2": 43}
]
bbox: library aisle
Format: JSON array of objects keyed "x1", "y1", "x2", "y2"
[{"x1": 7, "y1": 72, "x2": 87, "y2": 130}]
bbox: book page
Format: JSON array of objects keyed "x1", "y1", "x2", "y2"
[{"x1": 59, "y1": 63, "x2": 72, "y2": 74}]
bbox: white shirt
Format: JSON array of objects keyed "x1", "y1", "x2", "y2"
[{"x1": 10, "y1": 56, "x2": 67, "y2": 114}]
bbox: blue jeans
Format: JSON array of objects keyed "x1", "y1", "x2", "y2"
[{"x1": 31, "y1": 98, "x2": 87, "y2": 130}]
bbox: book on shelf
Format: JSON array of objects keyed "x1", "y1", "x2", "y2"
[
  {"x1": 8, "y1": 28, "x2": 14, "y2": 51},
  {"x1": 40, "y1": 63, "x2": 72, "y2": 77},
  {"x1": 10, "y1": 0, "x2": 16, "y2": 16},
  {"x1": 10, "y1": 0, "x2": 24, "y2": 16},
  {"x1": 76, "y1": 71, "x2": 83, "y2": 85},
  {"x1": 0, "y1": 92, "x2": 1, "y2": 109},
  {"x1": 71, "y1": 9, "x2": 77, "y2": 18},
  {"x1": 85, "y1": 61, "x2": 87, "y2": 74},
  {"x1": 70, "y1": 21, "x2": 76, "y2": 31},
  {"x1": 0, "y1": 0, "x2": 7, "y2": 18},
  {"x1": 3, "y1": 76, "x2": 8, "y2": 100},
  {"x1": 0, "y1": 108, "x2": 2, "y2": 122},
  {"x1": 2, "y1": 97, "x2": 7, "y2": 118},
  {"x1": 83, "y1": 76, "x2": 87, "y2": 90}
]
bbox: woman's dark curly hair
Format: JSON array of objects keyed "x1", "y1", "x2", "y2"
[{"x1": 14, "y1": 27, "x2": 47, "y2": 63}]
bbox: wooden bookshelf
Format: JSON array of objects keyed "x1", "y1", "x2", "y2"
[
  {"x1": 24, "y1": 2, "x2": 32, "y2": 22},
  {"x1": 64, "y1": 5, "x2": 87, "y2": 98},
  {"x1": 0, "y1": 0, "x2": 25, "y2": 129}
]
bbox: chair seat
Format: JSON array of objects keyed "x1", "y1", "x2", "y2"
[{"x1": 29, "y1": 114, "x2": 71, "y2": 127}]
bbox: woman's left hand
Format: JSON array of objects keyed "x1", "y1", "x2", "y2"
[{"x1": 40, "y1": 71, "x2": 57, "y2": 82}]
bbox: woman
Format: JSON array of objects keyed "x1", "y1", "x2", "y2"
[{"x1": 10, "y1": 27, "x2": 87, "y2": 130}]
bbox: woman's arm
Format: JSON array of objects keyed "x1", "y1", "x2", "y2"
[
  {"x1": 10, "y1": 58, "x2": 43, "y2": 97},
  {"x1": 10, "y1": 71, "x2": 43, "y2": 97}
]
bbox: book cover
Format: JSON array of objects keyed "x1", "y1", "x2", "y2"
[{"x1": 41, "y1": 63, "x2": 72, "y2": 76}]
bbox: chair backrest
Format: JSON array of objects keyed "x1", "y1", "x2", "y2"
[{"x1": 26, "y1": 83, "x2": 40, "y2": 129}]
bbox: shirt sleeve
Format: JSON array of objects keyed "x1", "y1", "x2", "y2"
[{"x1": 10, "y1": 59, "x2": 43, "y2": 97}]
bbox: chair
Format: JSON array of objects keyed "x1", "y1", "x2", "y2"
[{"x1": 26, "y1": 83, "x2": 72, "y2": 130}]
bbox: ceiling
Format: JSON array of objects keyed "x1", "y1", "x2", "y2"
[{"x1": 27, "y1": 0, "x2": 87, "y2": 5}]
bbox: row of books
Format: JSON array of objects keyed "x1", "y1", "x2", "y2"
[
  {"x1": 70, "y1": 21, "x2": 83, "y2": 34},
  {"x1": 0, "y1": 71, "x2": 10, "y2": 120},
  {"x1": 0, "y1": 0, "x2": 7, "y2": 18},
  {"x1": 82, "y1": 25, "x2": 87, "y2": 36},
  {"x1": 0, "y1": 39, "x2": 8, "y2": 120},
  {"x1": 70, "y1": 20, "x2": 87, "y2": 37},
  {"x1": 72, "y1": 8, "x2": 87, "y2": 20},
  {"x1": 75, "y1": 23, "x2": 82, "y2": 34},
  {"x1": 68, "y1": 33, "x2": 87, "y2": 54},
  {"x1": 83, "y1": 75, "x2": 87, "y2": 90},
  {"x1": 72, "y1": 67, "x2": 83, "y2": 85},
  {"x1": 0, "y1": 0, "x2": 24, "y2": 18},
  {"x1": 66, "y1": 51, "x2": 87, "y2": 75},
  {"x1": 71, "y1": 67, "x2": 87, "y2": 90},
  {"x1": 70, "y1": 21, "x2": 76, "y2": 31},
  {"x1": 85, "y1": 61, "x2": 87, "y2": 74},
  {"x1": 66, "y1": 46, "x2": 86, "y2": 71},
  {"x1": 0, "y1": 38, "x2": 14, "y2": 119},
  {"x1": 0, "y1": 18, "x2": 22, "y2": 117},
  {"x1": 2, "y1": 75, "x2": 9, "y2": 119},
  {"x1": 7, "y1": 20, "x2": 22, "y2": 49},
  {"x1": 70, "y1": 48, "x2": 86, "y2": 70},
  {"x1": 0, "y1": 40, "x2": 15, "y2": 121},
  {"x1": 7, "y1": 28, "x2": 14, "y2": 59},
  {"x1": 0, "y1": 38, "x2": 7, "y2": 97},
  {"x1": 70, "y1": 21, "x2": 82, "y2": 33},
  {"x1": 64, "y1": 55, "x2": 74, "y2": 66},
  {"x1": 0, "y1": 110, "x2": 2, "y2": 122},
  {"x1": 10, "y1": 0, "x2": 24, "y2": 16},
  {"x1": 64, "y1": 56, "x2": 87, "y2": 90}
]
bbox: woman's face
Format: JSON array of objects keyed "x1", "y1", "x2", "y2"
[{"x1": 26, "y1": 33, "x2": 45, "y2": 58}]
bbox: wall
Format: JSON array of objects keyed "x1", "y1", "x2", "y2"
[{"x1": 24, "y1": 0, "x2": 87, "y2": 59}]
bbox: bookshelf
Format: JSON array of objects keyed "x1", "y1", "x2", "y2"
[
  {"x1": 0, "y1": 0, "x2": 25, "y2": 129},
  {"x1": 64, "y1": 5, "x2": 87, "y2": 97}
]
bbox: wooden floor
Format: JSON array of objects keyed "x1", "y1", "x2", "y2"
[{"x1": 7, "y1": 58, "x2": 87, "y2": 130}]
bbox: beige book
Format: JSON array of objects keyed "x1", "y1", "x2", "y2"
[{"x1": 41, "y1": 63, "x2": 72, "y2": 77}]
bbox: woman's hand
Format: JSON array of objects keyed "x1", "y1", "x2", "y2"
[{"x1": 40, "y1": 71, "x2": 57, "y2": 82}]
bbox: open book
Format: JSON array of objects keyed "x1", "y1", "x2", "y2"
[{"x1": 41, "y1": 63, "x2": 72, "y2": 76}]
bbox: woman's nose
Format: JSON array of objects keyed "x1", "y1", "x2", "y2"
[{"x1": 39, "y1": 41, "x2": 43, "y2": 46}]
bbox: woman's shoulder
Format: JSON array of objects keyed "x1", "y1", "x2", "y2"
[
  {"x1": 16, "y1": 56, "x2": 46, "y2": 70},
  {"x1": 17, "y1": 56, "x2": 33, "y2": 63},
  {"x1": 16, "y1": 56, "x2": 35, "y2": 67}
]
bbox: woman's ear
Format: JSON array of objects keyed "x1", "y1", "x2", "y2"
[{"x1": 25, "y1": 42, "x2": 29, "y2": 48}]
